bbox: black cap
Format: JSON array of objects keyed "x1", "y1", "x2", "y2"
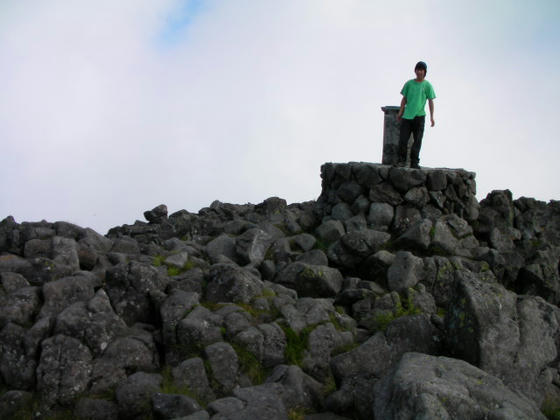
[{"x1": 415, "y1": 61, "x2": 427, "y2": 72}]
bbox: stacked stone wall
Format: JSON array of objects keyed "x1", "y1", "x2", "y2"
[{"x1": 317, "y1": 162, "x2": 479, "y2": 232}]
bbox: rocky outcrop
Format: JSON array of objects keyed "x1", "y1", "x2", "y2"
[{"x1": 0, "y1": 162, "x2": 559, "y2": 419}]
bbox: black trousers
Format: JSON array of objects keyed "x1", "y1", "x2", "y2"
[{"x1": 398, "y1": 116, "x2": 425, "y2": 165}]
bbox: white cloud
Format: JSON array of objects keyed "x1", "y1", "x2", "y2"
[{"x1": 1, "y1": 0, "x2": 559, "y2": 233}]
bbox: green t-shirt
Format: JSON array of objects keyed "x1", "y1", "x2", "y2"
[{"x1": 401, "y1": 79, "x2": 436, "y2": 120}]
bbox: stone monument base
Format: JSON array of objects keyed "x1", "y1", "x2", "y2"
[{"x1": 316, "y1": 162, "x2": 479, "y2": 233}]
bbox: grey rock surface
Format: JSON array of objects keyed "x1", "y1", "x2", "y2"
[{"x1": 374, "y1": 352, "x2": 546, "y2": 420}]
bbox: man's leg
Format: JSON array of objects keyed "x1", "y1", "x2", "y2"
[
  {"x1": 410, "y1": 116, "x2": 425, "y2": 168},
  {"x1": 398, "y1": 118, "x2": 413, "y2": 165}
]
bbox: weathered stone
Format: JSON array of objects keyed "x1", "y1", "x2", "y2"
[
  {"x1": 331, "y1": 202, "x2": 354, "y2": 221},
  {"x1": 0, "y1": 285, "x2": 41, "y2": 328},
  {"x1": 315, "y1": 220, "x2": 345, "y2": 244},
  {"x1": 395, "y1": 219, "x2": 432, "y2": 251},
  {"x1": 388, "y1": 167, "x2": 427, "y2": 192},
  {"x1": 0, "y1": 390, "x2": 33, "y2": 420},
  {"x1": 204, "y1": 342, "x2": 239, "y2": 394},
  {"x1": 374, "y1": 352, "x2": 546, "y2": 420},
  {"x1": 337, "y1": 182, "x2": 363, "y2": 204},
  {"x1": 144, "y1": 204, "x2": 168, "y2": 223},
  {"x1": 387, "y1": 251, "x2": 424, "y2": 292},
  {"x1": 105, "y1": 261, "x2": 167, "y2": 326},
  {"x1": 427, "y1": 169, "x2": 447, "y2": 191},
  {"x1": 115, "y1": 372, "x2": 162, "y2": 420},
  {"x1": 206, "y1": 264, "x2": 264, "y2": 304},
  {"x1": 446, "y1": 270, "x2": 560, "y2": 405},
  {"x1": 266, "y1": 364, "x2": 324, "y2": 412},
  {"x1": 172, "y1": 357, "x2": 216, "y2": 404},
  {"x1": 236, "y1": 228, "x2": 274, "y2": 266},
  {"x1": 37, "y1": 334, "x2": 93, "y2": 405},
  {"x1": 368, "y1": 183, "x2": 403, "y2": 206},
  {"x1": 290, "y1": 233, "x2": 316, "y2": 252},
  {"x1": 40, "y1": 273, "x2": 95, "y2": 318},
  {"x1": 296, "y1": 249, "x2": 329, "y2": 266},
  {"x1": 152, "y1": 393, "x2": 202, "y2": 419},
  {"x1": 54, "y1": 289, "x2": 127, "y2": 356},
  {"x1": 0, "y1": 323, "x2": 37, "y2": 389},
  {"x1": 340, "y1": 229, "x2": 391, "y2": 258},
  {"x1": 344, "y1": 214, "x2": 368, "y2": 233},
  {"x1": 295, "y1": 264, "x2": 343, "y2": 298},
  {"x1": 177, "y1": 306, "x2": 223, "y2": 354},
  {"x1": 102, "y1": 328, "x2": 160, "y2": 372},
  {"x1": 404, "y1": 186, "x2": 429, "y2": 208},
  {"x1": 74, "y1": 398, "x2": 119, "y2": 420}
]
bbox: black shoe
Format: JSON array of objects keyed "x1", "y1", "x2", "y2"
[{"x1": 393, "y1": 161, "x2": 406, "y2": 168}]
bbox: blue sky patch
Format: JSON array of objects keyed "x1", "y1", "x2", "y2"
[{"x1": 157, "y1": 0, "x2": 206, "y2": 47}]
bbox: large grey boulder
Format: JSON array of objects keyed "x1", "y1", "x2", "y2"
[
  {"x1": 0, "y1": 285, "x2": 41, "y2": 328},
  {"x1": 36, "y1": 334, "x2": 93, "y2": 405},
  {"x1": 74, "y1": 398, "x2": 119, "y2": 420},
  {"x1": 105, "y1": 261, "x2": 167, "y2": 325},
  {"x1": 160, "y1": 289, "x2": 200, "y2": 351},
  {"x1": 235, "y1": 228, "x2": 274, "y2": 266},
  {"x1": 0, "y1": 390, "x2": 33, "y2": 420},
  {"x1": 315, "y1": 220, "x2": 345, "y2": 244},
  {"x1": 373, "y1": 352, "x2": 546, "y2": 420},
  {"x1": 446, "y1": 270, "x2": 560, "y2": 406},
  {"x1": 367, "y1": 202, "x2": 394, "y2": 231},
  {"x1": 204, "y1": 341, "x2": 239, "y2": 395},
  {"x1": 266, "y1": 364, "x2": 324, "y2": 412},
  {"x1": 227, "y1": 383, "x2": 289, "y2": 420},
  {"x1": 172, "y1": 357, "x2": 216, "y2": 404},
  {"x1": 53, "y1": 289, "x2": 127, "y2": 356},
  {"x1": 206, "y1": 264, "x2": 264, "y2": 304},
  {"x1": 152, "y1": 392, "x2": 202, "y2": 419},
  {"x1": 302, "y1": 322, "x2": 353, "y2": 381},
  {"x1": 295, "y1": 264, "x2": 344, "y2": 298},
  {"x1": 328, "y1": 315, "x2": 440, "y2": 419},
  {"x1": 176, "y1": 306, "x2": 223, "y2": 356},
  {"x1": 206, "y1": 234, "x2": 237, "y2": 263},
  {"x1": 101, "y1": 328, "x2": 160, "y2": 373},
  {"x1": 386, "y1": 251, "x2": 424, "y2": 292},
  {"x1": 0, "y1": 322, "x2": 37, "y2": 389},
  {"x1": 115, "y1": 372, "x2": 162, "y2": 420}
]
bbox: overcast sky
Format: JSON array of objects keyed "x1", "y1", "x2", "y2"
[{"x1": 1, "y1": 0, "x2": 559, "y2": 234}]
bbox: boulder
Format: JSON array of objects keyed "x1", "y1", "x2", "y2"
[
  {"x1": 115, "y1": 372, "x2": 162, "y2": 420},
  {"x1": 235, "y1": 228, "x2": 274, "y2": 266},
  {"x1": 36, "y1": 334, "x2": 93, "y2": 405},
  {"x1": 0, "y1": 322, "x2": 37, "y2": 389},
  {"x1": 74, "y1": 398, "x2": 119, "y2": 420},
  {"x1": 53, "y1": 289, "x2": 127, "y2": 356},
  {"x1": 446, "y1": 270, "x2": 560, "y2": 405},
  {"x1": 386, "y1": 251, "x2": 424, "y2": 293},
  {"x1": 315, "y1": 220, "x2": 345, "y2": 244},
  {"x1": 144, "y1": 204, "x2": 168, "y2": 224},
  {"x1": 374, "y1": 352, "x2": 546, "y2": 420},
  {"x1": 152, "y1": 393, "x2": 202, "y2": 419},
  {"x1": 367, "y1": 202, "x2": 394, "y2": 231},
  {"x1": 204, "y1": 342, "x2": 239, "y2": 395},
  {"x1": 295, "y1": 264, "x2": 343, "y2": 298},
  {"x1": 206, "y1": 264, "x2": 264, "y2": 304},
  {"x1": 172, "y1": 357, "x2": 216, "y2": 404}
]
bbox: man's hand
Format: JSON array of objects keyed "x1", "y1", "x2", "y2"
[{"x1": 430, "y1": 118, "x2": 435, "y2": 127}]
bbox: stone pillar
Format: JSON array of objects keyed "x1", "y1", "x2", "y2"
[{"x1": 381, "y1": 106, "x2": 412, "y2": 165}]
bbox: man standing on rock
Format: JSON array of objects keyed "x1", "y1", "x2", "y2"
[{"x1": 396, "y1": 61, "x2": 436, "y2": 169}]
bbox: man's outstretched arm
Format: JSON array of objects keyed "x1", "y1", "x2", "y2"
[{"x1": 428, "y1": 99, "x2": 435, "y2": 127}]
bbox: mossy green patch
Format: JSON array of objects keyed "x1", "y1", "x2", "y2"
[
  {"x1": 280, "y1": 324, "x2": 314, "y2": 366},
  {"x1": 232, "y1": 343, "x2": 268, "y2": 385}
]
